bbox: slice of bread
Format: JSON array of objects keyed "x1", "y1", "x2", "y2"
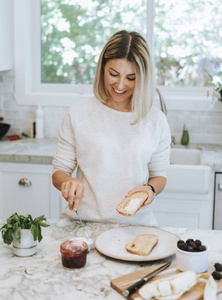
[
  {"x1": 116, "y1": 191, "x2": 148, "y2": 216},
  {"x1": 125, "y1": 234, "x2": 159, "y2": 256}
]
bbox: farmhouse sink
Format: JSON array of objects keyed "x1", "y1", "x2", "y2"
[
  {"x1": 170, "y1": 148, "x2": 202, "y2": 165},
  {"x1": 166, "y1": 148, "x2": 211, "y2": 194}
]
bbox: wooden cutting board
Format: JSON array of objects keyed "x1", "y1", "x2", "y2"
[{"x1": 111, "y1": 263, "x2": 222, "y2": 300}]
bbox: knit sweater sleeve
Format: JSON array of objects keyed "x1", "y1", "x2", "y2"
[
  {"x1": 52, "y1": 110, "x2": 77, "y2": 176},
  {"x1": 148, "y1": 115, "x2": 171, "y2": 178}
]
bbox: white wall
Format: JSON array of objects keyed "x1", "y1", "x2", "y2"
[
  {"x1": 0, "y1": 70, "x2": 222, "y2": 144},
  {"x1": 0, "y1": 71, "x2": 67, "y2": 139}
]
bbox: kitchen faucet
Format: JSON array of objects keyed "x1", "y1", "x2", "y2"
[{"x1": 156, "y1": 88, "x2": 167, "y2": 115}]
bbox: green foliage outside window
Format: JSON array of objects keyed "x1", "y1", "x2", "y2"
[
  {"x1": 41, "y1": 0, "x2": 146, "y2": 84},
  {"x1": 41, "y1": 0, "x2": 222, "y2": 87},
  {"x1": 154, "y1": 0, "x2": 222, "y2": 87}
]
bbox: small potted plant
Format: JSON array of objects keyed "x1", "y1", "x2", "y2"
[{"x1": 0, "y1": 213, "x2": 49, "y2": 256}]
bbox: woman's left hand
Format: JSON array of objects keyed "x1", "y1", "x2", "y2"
[{"x1": 126, "y1": 186, "x2": 155, "y2": 206}]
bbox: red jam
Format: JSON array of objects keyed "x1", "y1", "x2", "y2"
[{"x1": 60, "y1": 240, "x2": 88, "y2": 269}]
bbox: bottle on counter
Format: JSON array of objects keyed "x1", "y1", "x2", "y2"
[
  {"x1": 181, "y1": 124, "x2": 189, "y2": 146},
  {"x1": 35, "y1": 105, "x2": 44, "y2": 139}
]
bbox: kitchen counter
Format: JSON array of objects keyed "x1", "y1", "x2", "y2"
[
  {"x1": 0, "y1": 138, "x2": 222, "y2": 171},
  {"x1": 0, "y1": 137, "x2": 58, "y2": 164},
  {"x1": 0, "y1": 219, "x2": 222, "y2": 300}
]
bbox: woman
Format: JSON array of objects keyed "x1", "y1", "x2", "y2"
[{"x1": 52, "y1": 30, "x2": 171, "y2": 225}]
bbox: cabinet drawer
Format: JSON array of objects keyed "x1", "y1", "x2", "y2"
[
  {"x1": 2, "y1": 171, "x2": 50, "y2": 218},
  {"x1": 0, "y1": 162, "x2": 61, "y2": 219}
]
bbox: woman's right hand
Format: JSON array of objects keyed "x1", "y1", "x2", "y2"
[{"x1": 61, "y1": 178, "x2": 84, "y2": 212}]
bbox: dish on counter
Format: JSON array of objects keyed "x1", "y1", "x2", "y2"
[{"x1": 95, "y1": 226, "x2": 180, "y2": 261}]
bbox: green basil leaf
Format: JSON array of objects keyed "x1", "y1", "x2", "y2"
[
  {"x1": 38, "y1": 222, "x2": 50, "y2": 227},
  {"x1": 31, "y1": 224, "x2": 38, "y2": 241},
  {"x1": 38, "y1": 227, "x2": 43, "y2": 242},
  {"x1": 14, "y1": 227, "x2": 21, "y2": 242},
  {"x1": 4, "y1": 228, "x2": 13, "y2": 245}
]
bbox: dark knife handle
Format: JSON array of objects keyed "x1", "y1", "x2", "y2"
[{"x1": 122, "y1": 278, "x2": 146, "y2": 297}]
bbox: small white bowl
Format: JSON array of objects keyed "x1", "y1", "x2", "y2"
[
  {"x1": 176, "y1": 246, "x2": 208, "y2": 273},
  {"x1": 69, "y1": 237, "x2": 93, "y2": 251}
]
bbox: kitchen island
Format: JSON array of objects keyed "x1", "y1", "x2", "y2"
[{"x1": 0, "y1": 219, "x2": 222, "y2": 300}]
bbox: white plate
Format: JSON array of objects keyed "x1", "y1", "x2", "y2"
[{"x1": 95, "y1": 226, "x2": 179, "y2": 261}]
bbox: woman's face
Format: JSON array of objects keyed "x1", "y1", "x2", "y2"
[{"x1": 103, "y1": 58, "x2": 136, "y2": 111}]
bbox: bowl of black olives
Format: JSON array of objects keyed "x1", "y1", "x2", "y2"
[{"x1": 176, "y1": 238, "x2": 208, "y2": 273}]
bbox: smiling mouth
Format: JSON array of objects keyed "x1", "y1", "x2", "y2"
[{"x1": 113, "y1": 88, "x2": 126, "y2": 94}]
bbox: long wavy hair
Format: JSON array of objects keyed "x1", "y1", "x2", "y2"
[{"x1": 93, "y1": 30, "x2": 155, "y2": 124}]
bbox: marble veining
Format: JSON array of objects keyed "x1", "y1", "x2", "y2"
[
  {"x1": 0, "y1": 219, "x2": 222, "y2": 300},
  {"x1": 0, "y1": 137, "x2": 58, "y2": 164}
]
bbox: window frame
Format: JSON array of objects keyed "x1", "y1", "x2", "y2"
[{"x1": 14, "y1": 0, "x2": 220, "y2": 112}]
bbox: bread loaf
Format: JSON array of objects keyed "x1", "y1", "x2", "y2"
[
  {"x1": 125, "y1": 234, "x2": 159, "y2": 256},
  {"x1": 116, "y1": 191, "x2": 148, "y2": 216}
]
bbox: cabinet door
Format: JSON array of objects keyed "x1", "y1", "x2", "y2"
[
  {"x1": 152, "y1": 189, "x2": 214, "y2": 229},
  {"x1": 2, "y1": 171, "x2": 50, "y2": 218},
  {"x1": 0, "y1": 0, "x2": 12, "y2": 71},
  {"x1": 0, "y1": 163, "x2": 61, "y2": 219}
]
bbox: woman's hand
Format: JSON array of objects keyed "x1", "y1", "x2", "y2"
[
  {"x1": 127, "y1": 177, "x2": 166, "y2": 207},
  {"x1": 61, "y1": 178, "x2": 84, "y2": 212},
  {"x1": 127, "y1": 185, "x2": 155, "y2": 206}
]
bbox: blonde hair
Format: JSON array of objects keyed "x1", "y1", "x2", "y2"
[{"x1": 93, "y1": 30, "x2": 155, "y2": 124}]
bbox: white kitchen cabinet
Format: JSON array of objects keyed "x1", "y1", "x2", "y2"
[
  {"x1": 152, "y1": 172, "x2": 215, "y2": 229},
  {"x1": 0, "y1": 0, "x2": 12, "y2": 71},
  {"x1": 0, "y1": 162, "x2": 62, "y2": 219}
]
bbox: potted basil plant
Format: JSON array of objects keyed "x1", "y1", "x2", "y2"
[{"x1": 0, "y1": 213, "x2": 49, "y2": 256}]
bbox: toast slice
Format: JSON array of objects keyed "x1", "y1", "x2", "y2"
[
  {"x1": 125, "y1": 234, "x2": 159, "y2": 256},
  {"x1": 116, "y1": 191, "x2": 148, "y2": 216}
]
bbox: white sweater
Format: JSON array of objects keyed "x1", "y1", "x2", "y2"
[{"x1": 53, "y1": 96, "x2": 171, "y2": 225}]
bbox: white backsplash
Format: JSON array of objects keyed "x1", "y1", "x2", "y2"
[{"x1": 0, "y1": 71, "x2": 222, "y2": 145}]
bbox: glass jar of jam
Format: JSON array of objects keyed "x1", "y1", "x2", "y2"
[{"x1": 60, "y1": 240, "x2": 88, "y2": 269}]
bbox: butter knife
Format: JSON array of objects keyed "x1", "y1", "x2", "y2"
[
  {"x1": 75, "y1": 211, "x2": 90, "y2": 240},
  {"x1": 122, "y1": 261, "x2": 171, "y2": 297}
]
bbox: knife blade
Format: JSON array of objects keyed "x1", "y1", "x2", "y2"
[
  {"x1": 75, "y1": 211, "x2": 90, "y2": 240},
  {"x1": 122, "y1": 261, "x2": 171, "y2": 297}
]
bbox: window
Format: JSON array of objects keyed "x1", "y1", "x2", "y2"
[
  {"x1": 154, "y1": 0, "x2": 222, "y2": 87},
  {"x1": 14, "y1": 0, "x2": 222, "y2": 110},
  {"x1": 41, "y1": 0, "x2": 148, "y2": 85}
]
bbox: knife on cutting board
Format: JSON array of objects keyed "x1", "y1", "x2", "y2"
[{"x1": 122, "y1": 261, "x2": 171, "y2": 297}]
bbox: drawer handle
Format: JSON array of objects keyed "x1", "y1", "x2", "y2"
[
  {"x1": 218, "y1": 184, "x2": 222, "y2": 191},
  {"x1": 18, "y1": 178, "x2": 32, "y2": 187}
]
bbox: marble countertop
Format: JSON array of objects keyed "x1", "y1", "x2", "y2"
[
  {"x1": 0, "y1": 219, "x2": 222, "y2": 300},
  {"x1": 0, "y1": 137, "x2": 58, "y2": 164},
  {"x1": 0, "y1": 138, "x2": 222, "y2": 171}
]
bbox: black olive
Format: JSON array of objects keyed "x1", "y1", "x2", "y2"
[
  {"x1": 187, "y1": 245, "x2": 194, "y2": 252},
  {"x1": 212, "y1": 271, "x2": 222, "y2": 280},
  {"x1": 189, "y1": 241, "x2": 195, "y2": 247},
  {"x1": 177, "y1": 240, "x2": 184, "y2": 247},
  {"x1": 214, "y1": 263, "x2": 222, "y2": 272},
  {"x1": 178, "y1": 238, "x2": 207, "y2": 252},
  {"x1": 179, "y1": 242, "x2": 188, "y2": 251},
  {"x1": 194, "y1": 239, "x2": 202, "y2": 247},
  {"x1": 197, "y1": 245, "x2": 206, "y2": 252},
  {"x1": 192, "y1": 243, "x2": 198, "y2": 251},
  {"x1": 186, "y1": 238, "x2": 194, "y2": 244}
]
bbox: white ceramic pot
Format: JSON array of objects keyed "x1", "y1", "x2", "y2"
[
  {"x1": 12, "y1": 229, "x2": 37, "y2": 257},
  {"x1": 176, "y1": 246, "x2": 208, "y2": 273}
]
